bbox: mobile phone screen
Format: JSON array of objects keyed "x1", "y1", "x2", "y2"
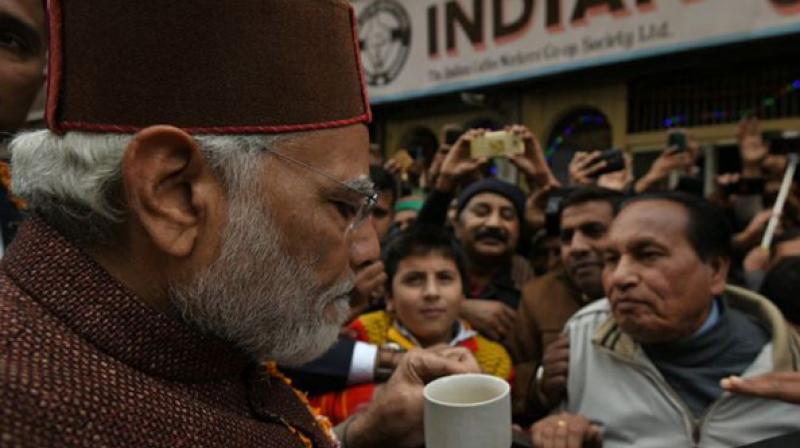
[{"x1": 668, "y1": 132, "x2": 687, "y2": 152}]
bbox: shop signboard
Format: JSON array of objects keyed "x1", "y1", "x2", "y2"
[{"x1": 352, "y1": 0, "x2": 800, "y2": 104}]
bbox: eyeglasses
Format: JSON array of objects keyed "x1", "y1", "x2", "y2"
[{"x1": 264, "y1": 149, "x2": 378, "y2": 234}]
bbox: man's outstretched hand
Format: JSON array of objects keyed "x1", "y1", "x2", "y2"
[
  {"x1": 721, "y1": 373, "x2": 800, "y2": 405},
  {"x1": 531, "y1": 412, "x2": 603, "y2": 448},
  {"x1": 345, "y1": 347, "x2": 481, "y2": 448}
]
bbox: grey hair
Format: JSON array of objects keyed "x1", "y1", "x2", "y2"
[{"x1": 10, "y1": 130, "x2": 287, "y2": 245}]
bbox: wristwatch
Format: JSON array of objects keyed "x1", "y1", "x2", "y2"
[
  {"x1": 374, "y1": 343, "x2": 404, "y2": 382},
  {"x1": 534, "y1": 364, "x2": 550, "y2": 407}
]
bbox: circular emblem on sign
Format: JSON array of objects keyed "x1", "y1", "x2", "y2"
[{"x1": 358, "y1": 0, "x2": 411, "y2": 87}]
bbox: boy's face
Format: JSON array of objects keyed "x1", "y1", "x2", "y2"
[{"x1": 387, "y1": 252, "x2": 463, "y2": 347}]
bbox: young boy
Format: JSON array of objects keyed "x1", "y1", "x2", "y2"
[{"x1": 310, "y1": 226, "x2": 513, "y2": 424}]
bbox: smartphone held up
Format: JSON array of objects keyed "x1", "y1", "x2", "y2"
[
  {"x1": 470, "y1": 131, "x2": 525, "y2": 159},
  {"x1": 589, "y1": 148, "x2": 626, "y2": 177},
  {"x1": 667, "y1": 130, "x2": 688, "y2": 153}
]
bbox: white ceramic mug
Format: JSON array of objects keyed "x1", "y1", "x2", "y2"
[{"x1": 423, "y1": 373, "x2": 511, "y2": 448}]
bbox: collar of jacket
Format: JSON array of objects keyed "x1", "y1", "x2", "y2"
[
  {"x1": 591, "y1": 285, "x2": 800, "y2": 372},
  {"x1": 389, "y1": 318, "x2": 477, "y2": 351},
  {"x1": 3, "y1": 215, "x2": 252, "y2": 382}
]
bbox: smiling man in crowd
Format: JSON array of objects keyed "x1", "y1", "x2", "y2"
[
  {"x1": 509, "y1": 186, "x2": 622, "y2": 422},
  {"x1": 416, "y1": 126, "x2": 558, "y2": 342},
  {"x1": 0, "y1": 2, "x2": 478, "y2": 447},
  {"x1": 532, "y1": 192, "x2": 800, "y2": 448}
]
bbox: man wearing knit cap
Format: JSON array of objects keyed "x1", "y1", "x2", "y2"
[
  {"x1": 0, "y1": 1, "x2": 478, "y2": 447},
  {"x1": 417, "y1": 126, "x2": 557, "y2": 341},
  {"x1": 452, "y1": 178, "x2": 533, "y2": 340}
]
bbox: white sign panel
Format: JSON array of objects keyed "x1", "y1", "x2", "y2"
[{"x1": 353, "y1": 0, "x2": 800, "y2": 104}]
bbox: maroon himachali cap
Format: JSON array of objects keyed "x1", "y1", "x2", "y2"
[{"x1": 43, "y1": 0, "x2": 372, "y2": 135}]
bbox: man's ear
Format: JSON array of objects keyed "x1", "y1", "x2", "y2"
[
  {"x1": 708, "y1": 255, "x2": 731, "y2": 296},
  {"x1": 122, "y1": 125, "x2": 223, "y2": 258}
]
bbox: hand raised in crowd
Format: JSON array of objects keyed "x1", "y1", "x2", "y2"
[
  {"x1": 435, "y1": 129, "x2": 489, "y2": 193},
  {"x1": 539, "y1": 333, "x2": 570, "y2": 408},
  {"x1": 506, "y1": 125, "x2": 560, "y2": 189},
  {"x1": 531, "y1": 412, "x2": 603, "y2": 448},
  {"x1": 568, "y1": 151, "x2": 607, "y2": 186},
  {"x1": 348, "y1": 260, "x2": 388, "y2": 322},
  {"x1": 743, "y1": 246, "x2": 770, "y2": 274},
  {"x1": 734, "y1": 209, "x2": 778, "y2": 250},
  {"x1": 738, "y1": 117, "x2": 768, "y2": 171},
  {"x1": 715, "y1": 172, "x2": 741, "y2": 198},
  {"x1": 634, "y1": 148, "x2": 692, "y2": 193},
  {"x1": 597, "y1": 152, "x2": 632, "y2": 192},
  {"x1": 345, "y1": 347, "x2": 481, "y2": 448},
  {"x1": 383, "y1": 157, "x2": 403, "y2": 178},
  {"x1": 427, "y1": 145, "x2": 448, "y2": 187},
  {"x1": 525, "y1": 185, "x2": 556, "y2": 231},
  {"x1": 721, "y1": 373, "x2": 800, "y2": 405},
  {"x1": 459, "y1": 298, "x2": 516, "y2": 341}
]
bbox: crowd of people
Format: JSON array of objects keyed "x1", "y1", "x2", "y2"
[
  {"x1": 285, "y1": 116, "x2": 800, "y2": 446},
  {"x1": 1, "y1": 1, "x2": 800, "y2": 447}
]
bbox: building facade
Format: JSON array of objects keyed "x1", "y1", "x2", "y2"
[{"x1": 355, "y1": 0, "x2": 800, "y2": 187}]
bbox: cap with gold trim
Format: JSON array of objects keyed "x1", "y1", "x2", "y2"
[{"x1": 44, "y1": 0, "x2": 371, "y2": 135}]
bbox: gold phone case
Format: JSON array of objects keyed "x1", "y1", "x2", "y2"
[{"x1": 470, "y1": 131, "x2": 524, "y2": 158}]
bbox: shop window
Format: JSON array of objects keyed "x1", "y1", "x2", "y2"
[{"x1": 629, "y1": 62, "x2": 800, "y2": 133}]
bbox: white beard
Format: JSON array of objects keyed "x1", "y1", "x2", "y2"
[{"x1": 169, "y1": 190, "x2": 353, "y2": 366}]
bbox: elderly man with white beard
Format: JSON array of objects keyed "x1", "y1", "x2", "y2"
[{"x1": 0, "y1": 1, "x2": 479, "y2": 447}]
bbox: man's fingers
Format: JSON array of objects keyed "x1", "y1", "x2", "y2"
[
  {"x1": 721, "y1": 374, "x2": 800, "y2": 404},
  {"x1": 566, "y1": 422, "x2": 587, "y2": 448},
  {"x1": 501, "y1": 304, "x2": 517, "y2": 322},
  {"x1": 438, "y1": 347, "x2": 481, "y2": 372},
  {"x1": 587, "y1": 424, "x2": 604, "y2": 446},
  {"x1": 577, "y1": 151, "x2": 601, "y2": 167},
  {"x1": 497, "y1": 308, "x2": 516, "y2": 331},
  {"x1": 363, "y1": 260, "x2": 385, "y2": 276},
  {"x1": 552, "y1": 334, "x2": 570, "y2": 349},
  {"x1": 547, "y1": 360, "x2": 569, "y2": 376},
  {"x1": 364, "y1": 271, "x2": 388, "y2": 288},
  {"x1": 403, "y1": 348, "x2": 481, "y2": 384},
  {"x1": 531, "y1": 425, "x2": 545, "y2": 448},
  {"x1": 554, "y1": 420, "x2": 569, "y2": 448},
  {"x1": 584, "y1": 160, "x2": 608, "y2": 176},
  {"x1": 543, "y1": 344, "x2": 570, "y2": 362},
  {"x1": 436, "y1": 346, "x2": 471, "y2": 362},
  {"x1": 539, "y1": 423, "x2": 556, "y2": 448}
]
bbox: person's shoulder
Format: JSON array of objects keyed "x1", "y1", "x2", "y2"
[
  {"x1": 0, "y1": 272, "x2": 105, "y2": 445},
  {"x1": 520, "y1": 270, "x2": 571, "y2": 303},
  {"x1": 474, "y1": 333, "x2": 510, "y2": 355},
  {"x1": 565, "y1": 299, "x2": 611, "y2": 331},
  {"x1": 350, "y1": 310, "x2": 392, "y2": 344},
  {"x1": 473, "y1": 334, "x2": 513, "y2": 379},
  {"x1": 355, "y1": 310, "x2": 391, "y2": 327},
  {"x1": 511, "y1": 255, "x2": 536, "y2": 288},
  {"x1": 0, "y1": 269, "x2": 41, "y2": 352}
]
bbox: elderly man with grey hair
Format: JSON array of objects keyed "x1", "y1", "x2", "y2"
[{"x1": 0, "y1": 2, "x2": 478, "y2": 447}]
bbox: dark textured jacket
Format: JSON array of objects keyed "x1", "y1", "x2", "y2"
[{"x1": 0, "y1": 217, "x2": 335, "y2": 447}]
